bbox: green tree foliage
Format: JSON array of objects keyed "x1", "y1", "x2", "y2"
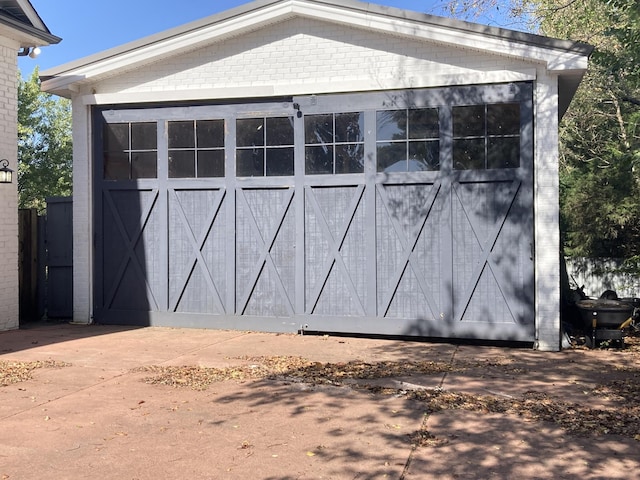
[
  {"x1": 18, "y1": 67, "x2": 72, "y2": 213},
  {"x1": 538, "y1": 0, "x2": 640, "y2": 258}
]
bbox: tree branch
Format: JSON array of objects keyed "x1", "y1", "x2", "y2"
[{"x1": 621, "y1": 95, "x2": 640, "y2": 107}]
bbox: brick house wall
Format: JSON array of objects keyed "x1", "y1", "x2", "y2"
[{"x1": 0, "y1": 36, "x2": 19, "y2": 331}]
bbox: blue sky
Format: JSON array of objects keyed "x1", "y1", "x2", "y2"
[{"x1": 19, "y1": 0, "x2": 506, "y2": 77}]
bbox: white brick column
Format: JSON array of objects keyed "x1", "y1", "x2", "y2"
[
  {"x1": 71, "y1": 96, "x2": 93, "y2": 324},
  {"x1": 534, "y1": 72, "x2": 561, "y2": 351},
  {"x1": 0, "y1": 38, "x2": 20, "y2": 331}
]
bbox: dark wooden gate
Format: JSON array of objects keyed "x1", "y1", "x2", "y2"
[
  {"x1": 18, "y1": 209, "x2": 39, "y2": 322},
  {"x1": 18, "y1": 197, "x2": 73, "y2": 323},
  {"x1": 46, "y1": 197, "x2": 74, "y2": 318}
]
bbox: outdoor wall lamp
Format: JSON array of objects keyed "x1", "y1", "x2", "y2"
[
  {"x1": 17, "y1": 47, "x2": 41, "y2": 58},
  {"x1": 0, "y1": 159, "x2": 14, "y2": 184}
]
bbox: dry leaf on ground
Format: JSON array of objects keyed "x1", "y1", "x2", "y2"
[{"x1": 0, "y1": 359, "x2": 70, "y2": 386}]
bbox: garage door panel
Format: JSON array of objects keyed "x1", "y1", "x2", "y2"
[
  {"x1": 102, "y1": 194, "x2": 126, "y2": 297},
  {"x1": 236, "y1": 188, "x2": 296, "y2": 316},
  {"x1": 109, "y1": 266, "x2": 153, "y2": 311},
  {"x1": 385, "y1": 266, "x2": 433, "y2": 319},
  {"x1": 452, "y1": 179, "x2": 533, "y2": 330},
  {"x1": 453, "y1": 181, "x2": 518, "y2": 247},
  {"x1": 305, "y1": 185, "x2": 366, "y2": 316},
  {"x1": 102, "y1": 189, "x2": 161, "y2": 311},
  {"x1": 459, "y1": 264, "x2": 513, "y2": 323},
  {"x1": 169, "y1": 188, "x2": 226, "y2": 314},
  {"x1": 376, "y1": 183, "x2": 443, "y2": 320}
]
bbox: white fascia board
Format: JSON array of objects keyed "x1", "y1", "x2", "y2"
[
  {"x1": 40, "y1": 75, "x2": 80, "y2": 97},
  {"x1": 0, "y1": 20, "x2": 54, "y2": 46},
  {"x1": 547, "y1": 53, "x2": 589, "y2": 72},
  {"x1": 15, "y1": 0, "x2": 48, "y2": 32}
]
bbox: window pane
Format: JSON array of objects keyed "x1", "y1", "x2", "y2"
[
  {"x1": 377, "y1": 142, "x2": 407, "y2": 172},
  {"x1": 487, "y1": 104, "x2": 520, "y2": 136},
  {"x1": 197, "y1": 150, "x2": 225, "y2": 177},
  {"x1": 335, "y1": 113, "x2": 364, "y2": 143},
  {"x1": 197, "y1": 120, "x2": 224, "y2": 148},
  {"x1": 305, "y1": 145, "x2": 333, "y2": 174},
  {"x1": 453, "y1": 138, "x2": 485, "y2": 170},
  {"x1": 453, "y1": 106, "x2": 484, "y2": 137},
  {"x1": 409, "y1": 108, "x2": 439, "y2": 139},
  {"x1": 131, "y1": 152, "x2": 157, "y2": 178},
  {"x1": 104, "y1": 123, "x2": 128, "y2": 151},
  {"x1": 488, "y1": 137, "x2": 520, "y2": 169},
  {"x1": 131, "y1": 122, "x2": 157, "y2": 150},
  {"x1": 104, "y1": 151, "x2": 129, "y2": 180},
  {"x1": 236, "y1": 149, "x2": 264, "y2": 176},
  {"x1": 377, "y1": 110, "x2": 407, "y2": 141},
  {"x1": 335, "y1": 144, "x2": 364, "y2": 173},
  {"x1": 409, "y1": 141, "x2": 440, "y2": 171},
  {"x1": 305, "y1": 114, "x2": 333, "y2": 145},
  {"x1": 237, "y1": 118, "x2": 264, "y2": 147},
  {"x1": 168, "y1": 150, "x2": 195, "y2": 178},
  {"x1": 266, "y1": 148, "x2": 294, "y2": 176},
  {"x1": 168, "y1": 121, "x2": 195, "y2": 149},
  {"x1": 266, "y1": 117, "x2": 294, "y2": 146}
]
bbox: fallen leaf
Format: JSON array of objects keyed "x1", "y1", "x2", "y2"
[{"x1": 0, "y1": 360, "x2": 70, "y2": 386}]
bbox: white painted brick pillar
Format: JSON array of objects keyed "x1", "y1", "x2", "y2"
[
  {"x1": 534, "y1": 73, "x2": 561, "y2": 351},
  {"x1": 0, "y1": 38, "x2": 20, "y2": 331},
  {"x1": 71, "y1": 96, "x2": 93, "y2": 324}
]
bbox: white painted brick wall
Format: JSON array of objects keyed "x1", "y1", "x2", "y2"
[
  {"x1": 534, "y1": 72, "x2": 561, "y2": 351},
  {"x1": 95, "y1": 17, "x2": 529, "y2": 96},
  {"x1": 71, "y1": 97, "x2": 92, "y2": 324},
  {"x1": 0, "y1": 37, "x2": 19, "y2": 331}
]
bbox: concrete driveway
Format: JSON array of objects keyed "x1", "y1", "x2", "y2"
[{"x1": 1, "y1": 323, "x2": 639, "y2": 479}]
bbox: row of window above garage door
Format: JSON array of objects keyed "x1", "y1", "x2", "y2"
[{"x1": 100, "y1": 88, "x2": 527, "y2": 181}]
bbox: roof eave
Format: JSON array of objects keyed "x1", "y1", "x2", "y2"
[{"x1": 0, "y1": 12, "x2": 61, "y2": 46}]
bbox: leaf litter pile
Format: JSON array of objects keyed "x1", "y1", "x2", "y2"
[
  {"x1": 136, "y1": 337, "x2": 640, "y2": 441},
  {"x1": 0, "y1": 359, "x2": 69, "y2": 386}
]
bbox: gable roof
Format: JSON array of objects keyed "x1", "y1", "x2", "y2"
[
  {"x1": 0, "y1": 0, "x2": 60, "y2": 46},
  {"x1": 40, "y1": 0, "x2": 591, "y2": 114}
]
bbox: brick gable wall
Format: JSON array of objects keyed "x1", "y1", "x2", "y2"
[
  {"x1": 94, "y1": 17, "x2": 532, "y2": 97},
  {"x1": 0, "y1": 37, "x2": 19, "y2": 331}
]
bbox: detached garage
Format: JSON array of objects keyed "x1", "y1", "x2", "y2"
[{"x1": 41, "y1": 0, "x2": 591, "y2": 350}]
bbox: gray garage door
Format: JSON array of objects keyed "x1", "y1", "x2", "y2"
[{"x1": 94, "y1": 83, "x2": 534, "y2": 342}]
